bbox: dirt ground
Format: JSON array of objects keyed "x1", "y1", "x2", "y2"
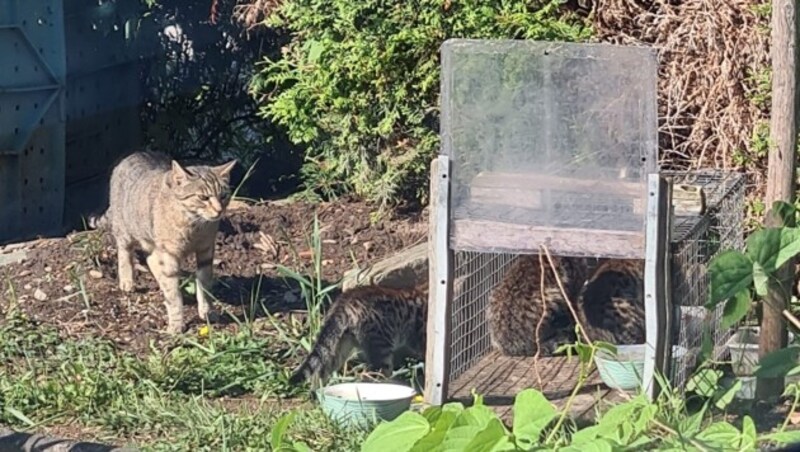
[{"x1": 0, "y1": 199, "x2": 427, "y2": 355}]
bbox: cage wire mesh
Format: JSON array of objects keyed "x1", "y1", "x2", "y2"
[{"x1": 445, "y1": 170, "x2": 746, "y2": 392}]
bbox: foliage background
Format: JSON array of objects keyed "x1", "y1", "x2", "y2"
[{"x1": 246, "y1": 0, "x2": 592, "y2": 208}]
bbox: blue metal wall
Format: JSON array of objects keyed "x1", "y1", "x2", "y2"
[
  {"x1": 0, "y1": 0, "x2": 158, "y2": 243},
  {"x1": 0, "y1": 1, "x2": 67, "y2": 242}
]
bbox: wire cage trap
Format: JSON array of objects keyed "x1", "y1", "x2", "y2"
[{"x1": 424, "y1": 39, "x2": 746, "y2": 414}]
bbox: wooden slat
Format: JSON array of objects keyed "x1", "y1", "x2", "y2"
[
  {"x1": 451, "y1": 219, "x2": 645, "y2": 258},
  {"x1": 471, "y1": 171, "x2": 645, "y2": 197},
  {"x1": 425, "y1": 156, "x2": 454, "y2": 405},
  {"x1": 448, "y1": 352, "x2": 621, "y2": 423},
  {"x1": 642, "y1": 174, "x2": 673, "y2": 400},
  {"x1": 469, "y1": 171, "x2": 645, "y2": 214}
]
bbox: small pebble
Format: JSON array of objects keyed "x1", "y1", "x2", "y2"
[
  {"x1": 89, "y1": 269, "x2": 103, "y2": 279},
  {"x1": 33, "y1": 288, "x2": 47, "y2": 301},
  {"x1": 63, "y1": 284, "x2": 75, "y2": 293},
  {"x1": 18, "y1": 270, "x2": 31, "y2": 277},
  {"x1": 23, "y1": 284, "x2": 32, "y2": 290},
  {"x1": 44, "y1": 266, "x2": 52, "y2": 272}
]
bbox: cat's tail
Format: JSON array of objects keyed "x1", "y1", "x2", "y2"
[{"x1": 289, "y1": 301, "x2": 356, "y2": 388}]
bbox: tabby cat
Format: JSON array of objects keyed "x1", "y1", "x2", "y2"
[
  {"x1": 289, "y1": 284, "x2": 427, "y2": 388},
  {"x1": 487, "y1": 254, "x2": 593, "y2": 357},
  {"x1": 577, "y1": 259, "x2": 646, "y2": 345},
  {"x1": 98, "y1": 151, "x2": 236, "y2": 334}
]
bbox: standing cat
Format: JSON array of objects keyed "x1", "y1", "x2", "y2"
[
  {"x1": 577, "y1": 259, "x2": 646, "y2": 345},
  {"x1": 487, "y1": 254, "x2": 593, "y2": 356},
  {"x1": 289, "y1": 284, "x2": 427, "y2": 388},
  {"x1": 100, "y1": 151, "x2": 236, "y2": 334}
]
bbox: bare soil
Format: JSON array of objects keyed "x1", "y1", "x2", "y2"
[{"x1": 0, "y1": 199, "x2": 426, "y2": 355}]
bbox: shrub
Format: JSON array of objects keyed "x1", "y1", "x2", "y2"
[{"x1": 250, "y1": 0, "x2": 591, "y2": 208}]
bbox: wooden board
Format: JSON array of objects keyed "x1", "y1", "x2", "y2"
[
  {"x1": 448, "y1": 352, "x2": 627, "y2": 424},
  {"x1": 469, "y1": 171, "x2": 646, "y2": 215},
  {"x1": 451, "y1": 219, "x2": 645, "y2": 258},
  {"x1": 425, "y1": 156, "x2": 454, "y2": 405}
]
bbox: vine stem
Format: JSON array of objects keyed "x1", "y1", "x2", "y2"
[
  {"x1": 781, "y1": 386, "x2": 800, "y2": 431},
  {"x1": 540, "y1": 245, "x2": 593, "y2": 445},
  {"x1": 539, "y1": 246, "x2": 710, "y2": 451},
  {"x1": 540, "y1": 246, "x2": 593, "y2": 346}
]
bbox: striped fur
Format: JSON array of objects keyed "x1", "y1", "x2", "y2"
[
  {"x1": 577, "y1": 259, "x2": 646, "y2": 345},
  {"x1": 290, "y1": 284, "x2": 427, "y2": 388},
  {"x1": 487, "y1": 255, "x2": 593, "y2": 357},
  {"x1": 104, "y1": 151, "x2": 236, "y2": 334}
]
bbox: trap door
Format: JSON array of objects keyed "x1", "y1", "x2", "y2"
[{"x1": 440, "y1": 39, "x2": 658, "y2": 259}]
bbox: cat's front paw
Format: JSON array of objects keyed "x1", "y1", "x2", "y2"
[
  {"x1": 119, "y1": 279, "x2": 134, "y2": 292},
  {"x1": 165, "y1": 321, "x2": 185, "y2": 335}
]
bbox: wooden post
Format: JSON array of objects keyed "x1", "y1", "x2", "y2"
[
  {"x1": 425, "y1": 155, "x2": 453, "y2": 405},
  {"x1": 758, "y1": 0, "x2": 800, "y2": 399},
  {"x1": 642, "y1": 174, "x2": 673, "y2": 400}
]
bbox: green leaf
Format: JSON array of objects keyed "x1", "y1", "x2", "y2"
[
  {"x1": 290, "y1": 442, "x2": 312, "y2": 452},
  {"x1": 361, "y1": 411, "x2": 430, "y2": 452},
  {"x1": 570, "y1": 425, "x2": 601, "y2": 446},
  {"x1": 686, "y1": 369, "x2": 722, "y2": 397},
  {"x1": 740, "y1": 416, "x2": 756, "y2": 450},
  {"x1": 512, "y1": 389, "x2": 556, "y2": 444},
  {"x1": 713, "y1": 379, "x2": 741, "y2": 410},
  {"x1": 773, "y1": 200, "x2": 797, "y2": 226},
  {"x1": 306, "y1": 40, "x2": 325, "y2": 63},
  {"x1": 764, "y1": 430, "x2": 800, "y2": 444},
  {"x1": 4, "y1": 407, "x2": 35, "y2": 427},
  {"x1": 595, "y1": 399, "x2": 642, "y2": 441},
  {"x1": 746, "y1": 228, "x2": 781, "y2": 270},
  {"x1": 708, "y1": 251, "x2": 753, "y2": 306},
  {"x1": 411, "y1": 410, "x2": 459, "y2": 452},
  {"x1": 559, "y1": 438, "x2": 614, "y2": 452},
  {"x1": 722, "y1": 290, "x2": 751, "y2": 329},
  {"x1": 696, "y1": 421, "x2": 740, "y2": 447},
  {"x1": 746, "y1": 227, "x2": 800, "y2": 273},
  {"x1": 755, "y1": 346, "x2": 800, "y2": 378},
  {"x1": 271, "y1": 412, "x2": 296, "y2": 449},
  {"x1": 678, "y1": 402, "x2": 707, "y2": 436},
  {"x1": 463, "y1": 418, "x2": 513, "y2": 452},
  {"x1": 439, "y1": 405, "x2": 497, "y2": 451},
  {"x1": 752, "y1": 262, "x2": 769, "y2": 297},
  {"x1": 776, "y1": 228, "x2": 800, "y2": 270}
]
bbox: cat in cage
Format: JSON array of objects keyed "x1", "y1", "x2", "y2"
[{"x1": 487, "y1": 255, "x2": 645, "y2": 356}]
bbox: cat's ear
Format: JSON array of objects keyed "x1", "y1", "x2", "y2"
[
  {"x1": 212, "y1": 160, "x2": 237, "y2": 180},
  {"x1": 171, "y1": 160, "x2": 192, "y2": 186}
]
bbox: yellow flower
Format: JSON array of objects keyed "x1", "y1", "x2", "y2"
[
  {"x1": 413, "y1": 395, "x2": 424, "y2": 403},
  {"x1": 198, "y1": 325, "x2": 210, "y2": 338}
]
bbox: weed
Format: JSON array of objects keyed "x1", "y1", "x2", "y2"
[{"x1": 274, "y1": 213, "x2": 340, "y2": 342}]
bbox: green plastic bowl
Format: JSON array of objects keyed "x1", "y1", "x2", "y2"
[
  {"x1": 594, "y1": 344, "x2": 645, "y2": 390},
  {"x1": 316, "y1": 382, "x2": 417, "y2": 429}
]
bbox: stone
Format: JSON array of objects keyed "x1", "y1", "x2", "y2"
[
  {"x1": 342, "y1": 242, "x2": 427, "y2": 291},
  {"x1": 33, "y1": 288, "x2": 47, "y2": 301}
]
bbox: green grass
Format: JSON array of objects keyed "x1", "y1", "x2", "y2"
[{"x1": 0, "y1": 313, "x2": 368, "y2": 450}]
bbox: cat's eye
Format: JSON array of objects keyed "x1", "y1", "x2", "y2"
[{"x1": 198, "y1": 195, "x2": 209, "y2": 201}]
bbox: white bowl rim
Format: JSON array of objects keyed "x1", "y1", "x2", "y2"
[
  {"x1": 319, "y1": 382, "x2": 417, "y2": 402},
  {"x1": 595, "y1": 344, "x2": 645, "y2": 363}
]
